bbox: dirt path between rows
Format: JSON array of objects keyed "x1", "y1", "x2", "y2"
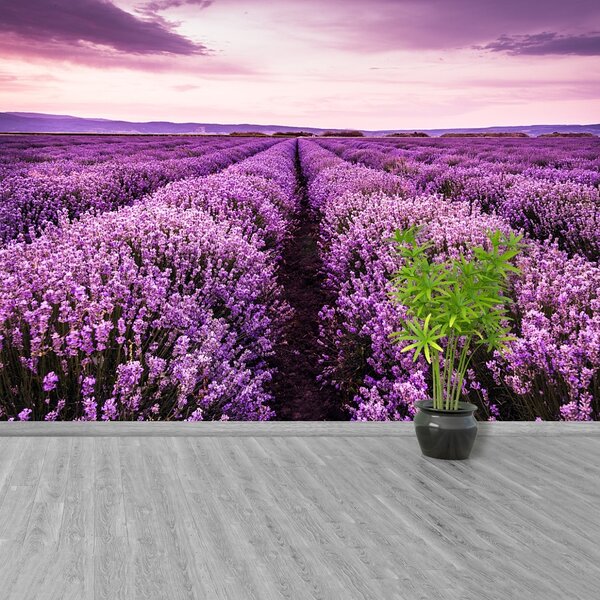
[{"x1": 269, "y1": 141, "x2": 344, "y2": 420}]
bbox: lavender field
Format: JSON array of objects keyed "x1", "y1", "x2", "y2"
[{"x1": 0, "y1": 134, "x2": 598, "y2": 422}]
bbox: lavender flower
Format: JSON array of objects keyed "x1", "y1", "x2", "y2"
[{"x1": 42, "y1": 371, "x2": 59, "y2": 392}]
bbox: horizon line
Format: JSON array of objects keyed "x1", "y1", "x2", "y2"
[{"x1": 2, "y1": 110, "x2": 600, "y2": 132}]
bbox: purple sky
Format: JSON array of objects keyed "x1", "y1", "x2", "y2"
[{"x1": 0, "y1": 0, "x2": 598, "y2": 128}]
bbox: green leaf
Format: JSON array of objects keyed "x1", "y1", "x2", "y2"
[
  {"x1": 400, "y1": 342, "x2": 420, "y2": 353},
  {"x1": 389, "y1": 227, "x2": 521, "y2": 395},
  {"x1": 424, "y1": 345, "x2": 431, "y2": 363}
]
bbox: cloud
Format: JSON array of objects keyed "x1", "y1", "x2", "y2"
[
  {"x1": 481, "y1": 32, "x2": 600, "y2": 56},
  {"x1": 172, "y1": 83, "x2": 203, "y2": 91},
  {"x1": 0, "y1": 72, "x2": 60, "y2": 91},
  {"x1": 0, "y1": 32, "x2": 254, "y2": 74},
  {"x1": 0, "y1": 0, "x2": 207, "y2": 56},
  {"x1": 268, "y1": 0, "x2": 600, "y2": 53},
  {"x1": 141, "y1": 0, "x2": 213, "y2": 11}
]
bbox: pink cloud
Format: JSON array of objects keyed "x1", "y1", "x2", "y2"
[
  {"x1": 266, "y1": 0, "x2": 600, "y2": 52},
  {"x1": 481, "y1": 32, "x2": 600, "y2": 56},
  {"x1": 140, "y1": 0, "x2": 214, "y2": 12},
  {"x1": 0, "y1": 0, "x2": 208, "y2": 56}
]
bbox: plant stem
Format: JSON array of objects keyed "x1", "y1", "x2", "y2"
[
  {"x1": 444, "y1": 335, "x2": 457, "y2": 411},
  {"x1": 452, "y1": 339, "x2": 471, "y2": 409},
  {"x1": 431, "y1": 350, "x2": 442, "y2": 409}
]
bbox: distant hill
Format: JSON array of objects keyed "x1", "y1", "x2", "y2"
[
  {"x1": 0, "y1": 112, "x2": 325, "y2": 136},
  {"x1": 0, "y1": 112, "x2": 598, "y2": 137}
]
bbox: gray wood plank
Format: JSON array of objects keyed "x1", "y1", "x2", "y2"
[
  {"x1": 170, "y1": 436, "x2": 266, "y2": 600},
  {"x1": 118, "y1": 437, "x2": 168, "y2": 600},
  {"x1": 186, "y1": 436, "x2": 304, "y2": 599},
  {"x1": 139, "y1": 436, "x2": 216, "y2": 600},
  {"x1": 0, "y1": 437, "x2": 25, "y2": 513},
  {"x1": 0, "y1": 438, "x2": 48, "y2": 599},
  {"x1": 369, "y1": 436, "x2": 598, "y2": 599},
  {"x1": 94, "y1": 437, "x2": 131, "y2": 600},
  {"x1": 50, "y1": 437, "x2": 96, "y2": 600},
  {"x1": 0, "y1": 429, "x2": 597, "y2": 599},
  {"x1": 5, "y1": 438, "x2": 72, "y2": 600},
  {"x1": 222, "y1": 437, "x2": 351, "y2": 599},
  {"x1": 0, "y1": 421, "x2": 598, "y2": 437}
]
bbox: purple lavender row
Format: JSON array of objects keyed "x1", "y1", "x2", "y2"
[
  {"x1": 316, "y1": 138, "x2": 600, "y2": 261},
  {"x1": 0, "y1": 135, "x2": 246, "y2": 178},
  {"x1": 0, "y1": 138, "x2": 276, "y2": 245},
  {"x1": 0, "y1": 140, "x2": 298, "y2": 421},
  {"x1": 299, "y1": 139, "x2": 599, "y2": 421},
  {"x1": 318, "y1": 137, "x2": 600, "y2": 181}
]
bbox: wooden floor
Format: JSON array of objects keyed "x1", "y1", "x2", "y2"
[{"x1": 0, "y1": 423, "x2": 598, "y2": 600}]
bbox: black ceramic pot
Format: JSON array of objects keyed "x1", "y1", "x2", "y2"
[{"x1": 414, "y1": 400, "x2": 478, "y2": 460}]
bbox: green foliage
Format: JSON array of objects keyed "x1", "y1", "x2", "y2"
[
  {"x1": 228, "y1": 131, "x2": 269, "y2": 137},
  {"x1": 389, "y1": 226, "x2": 522, "y2": 410},
  {"x1": 320, "y1": 130, "x2": 365, "y2": 137},
  {"x1": 271, "y1": 131, "x2": 315, "y2": 137}
]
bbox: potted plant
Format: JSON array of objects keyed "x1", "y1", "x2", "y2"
[{"x1": 389, "y1": 227, "x2": 522, "y2": 459}]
